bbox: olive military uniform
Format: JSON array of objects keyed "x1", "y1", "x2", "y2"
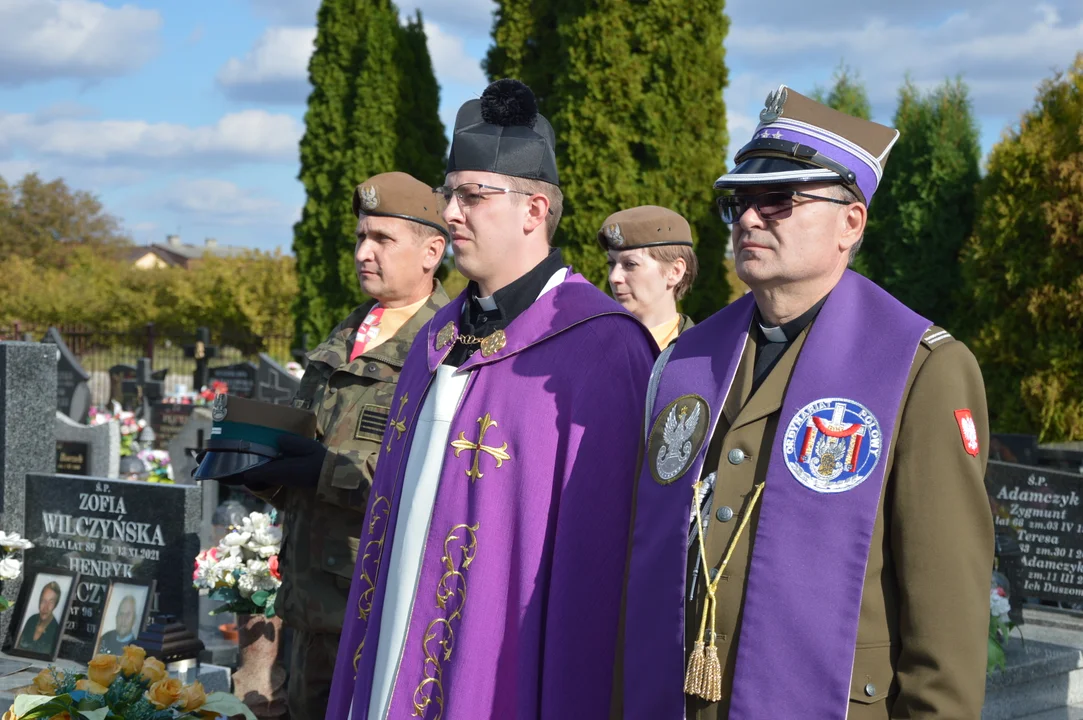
[
  {"x1": 683, "y1": 324, "x2": 992, "y2": 718},
  {"x1": 271, "y1": 287, "x2": 448, "y2": 718}
]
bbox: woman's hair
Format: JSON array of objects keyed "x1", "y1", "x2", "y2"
[
  {"x1": 41, "y1": 581, "x2": 62, "y2": 602},
  {"x1": 645, "y1": 244, "x2": 699, "y2": 301}
]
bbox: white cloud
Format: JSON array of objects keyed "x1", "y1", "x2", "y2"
[
  {"x1": 0, "y1": 110, "x2": 302, "y2": 166},
  {"x1": 164, "y1": 179, "x2": 288, "y2": 226},
  {"x1": 217, "y1": 27, "x2": 315, "y2": 104},
  {"x1": 423, "y1": 22, "x2": 486, "y2": 86},
  {"x1": 0, "y1": 0, "x2": 161, "y2": 86}
]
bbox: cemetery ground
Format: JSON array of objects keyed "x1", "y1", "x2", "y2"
[{"x1": 0, "y1": 333, "x2": 1082, "y2": 718}]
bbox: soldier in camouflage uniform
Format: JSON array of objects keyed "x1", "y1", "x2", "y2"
[{"x1": 240, "y1": 172, "x2": 450, "y2": 718}]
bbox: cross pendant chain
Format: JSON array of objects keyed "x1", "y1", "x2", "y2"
[{"x1": 450, "y1": 412, "x2": 511, "y2": 482}]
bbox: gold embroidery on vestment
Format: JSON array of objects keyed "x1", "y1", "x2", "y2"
[
  {"x1": 386, "y1": 393, "x2": 410, "y2": 454},
  {"x1": 450, "y1": 413, "x2": 511, "y2": 482},
  {"x1": 411, "y1": 522, "x2": 480, "y2": 719},
  {"x1": 353, "y1": 493, "x2": 392, "y2": 675}
]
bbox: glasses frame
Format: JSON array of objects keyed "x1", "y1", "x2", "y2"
[
  {"x1": 433, "y1": 182, "x2": 533, "y2": 209},
  {"x1": 716, "y1": 189, "x2": 852, "y2": 224}
]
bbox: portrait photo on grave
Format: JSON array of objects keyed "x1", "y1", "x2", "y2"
[
  {"x1": 92, "y1": 579, "x2": 155, "y2": 656},
  {"x1": 7, "y1": 568, "x2": 78, "y2": 661}
]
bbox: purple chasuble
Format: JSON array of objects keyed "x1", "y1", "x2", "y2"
[
  {"x1": 622, "y1": 271, "x2": 930, "y2": 719},
  {"x1": 328, "y1": 272, "x2": 656, "y2": 720}
]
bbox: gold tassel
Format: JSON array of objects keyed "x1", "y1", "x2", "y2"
[
  {"x1": 702, "y1": 634, "x2": 723, "y2": 702},
  {"x1": 684, "y1": 640, "x2": 706, "y2": 696}
]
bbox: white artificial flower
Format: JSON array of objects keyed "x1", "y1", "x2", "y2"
[
  {"x1": 222, "y1": 531, "x2": 252, "y2": 549},
  {"x1": 0, "y1": 557, "x2": 21, "y2": 580},
  {"x1": 990, "y1": 590, "x2": 1011, "y2": 623},
  {"x1": 0, "y1": 532, "x2": 33, "y2": 551},
  {"x1": 237, "y1": 573, "x2": 258, "y2": 598},
  {"x1": 247, "y1": 560, "x2": 270, "y2": 577}
]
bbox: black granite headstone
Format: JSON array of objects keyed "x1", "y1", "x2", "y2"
[
  {"x1": 21, "y1": 473, "x2": 202, "y2": 662},
  {"x1": 150, "y1": 403, "x2": 197, "y2": 451},
  {"x1": 0, "y1": 342, "x2": 57, "y2": 645},
  {"x1": 207, "y1": 362, "x2": 257, "y2": 399},
  {"x1": 108, "y1": 364, "x2": 138, "y2": 410},
  {"x1": 987, "y1": 461, "x2": 1083, "y2": 605},
  {"x1": 257, "y1": 353, "x2": 299, "y2": 405},
  {"x1": 990, "y1": 434, "x2": 1040, "y2": 466},
  {"x1": 55, "y1": 441, "x2": 90, "y2": 476},
  {"x1": 42, "y1": 328, "x2": 91, "y2": 424}
]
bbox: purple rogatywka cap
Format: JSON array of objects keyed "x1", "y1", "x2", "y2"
[{"x1": 715, "y1": 85, "x2": 900, "y2": 205}]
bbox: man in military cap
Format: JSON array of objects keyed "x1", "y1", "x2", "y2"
[
  {"x1": 599, "y1": 205, "x2": 699, "y2": 348},
  {"x1": 230, "y1": 171, "x2": 450, "y2": 718},
  {"x1": 327, "y1": 79, "x2": 655, "y2": 720},
  {"x1": 616, "y1": 86, "x2": 993, "y2": 719}
]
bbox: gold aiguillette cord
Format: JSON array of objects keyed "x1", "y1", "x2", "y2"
[{"x1": 684, "y1": 480, "x2": 765, "y2": 703}]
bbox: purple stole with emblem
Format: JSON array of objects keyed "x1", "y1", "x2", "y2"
[{"x1": 621, "y1": 270, "x2": 930, "y2": 719}]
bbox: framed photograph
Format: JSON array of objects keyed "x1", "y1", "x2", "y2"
[
  {"x1": 8, "y1": 568, "x2": 78, "y2": 661},
  {"x1": 93, "y1": 580, "x2": 156, "y2": 656}
]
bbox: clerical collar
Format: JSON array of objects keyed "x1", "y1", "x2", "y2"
[
  {"x1": 755, "y1": 296, "x2": 827, "y2": 344},
  {"x1": 466, "y1": 248, "x2": 564, "y2": 326}
]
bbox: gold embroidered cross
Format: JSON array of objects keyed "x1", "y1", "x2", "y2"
[
  {"x1": 386, "y1": 393, "x2": 409, "y2": 454},
  {"x1": 450, "y1": 413, "x2": 511, "y2": 482}
]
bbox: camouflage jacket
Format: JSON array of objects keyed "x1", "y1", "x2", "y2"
[{"x1": 274, "y1": 282, "x2": 449, "y2": 632}]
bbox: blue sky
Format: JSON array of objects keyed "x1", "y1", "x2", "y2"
[{"x1": 2, "y1": 0, "x2": 1081, "y2": 253}]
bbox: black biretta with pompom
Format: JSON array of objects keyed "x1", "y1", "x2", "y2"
[{"x1": 446, "y1": 78, "x2": 559, "y2": 186}]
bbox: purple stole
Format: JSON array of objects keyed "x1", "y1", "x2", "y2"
[{"x1": 621, "y1": 271, "x2": 930, "y2": 718}]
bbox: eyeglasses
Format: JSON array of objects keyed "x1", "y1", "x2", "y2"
[
  {"x1": 433, "y1": 183, "x2": 533, "y2": 208},
  {"x1": 716, "y1": 189, "x2": 851, "y2": 224}
]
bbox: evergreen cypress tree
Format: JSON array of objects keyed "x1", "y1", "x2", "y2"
[
  {"x1": 962, "y1": 55, "x2": 1083, "y2": 440},
  {"x1": 811, "y1": 63, "x2": 872, "y2": 120},
  {"x1": 861, "y1": 78, "x2": 980, "y2": 327},
  {"x1": 485, "y1": 0, "x2": 731, "y2": 320},
  {"x1": 292, "y1": 0, "x2": 446, "y2": 342}
]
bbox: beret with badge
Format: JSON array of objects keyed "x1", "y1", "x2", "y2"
[
  {"x1": 715, "y1": 85, "x2": 900, "y2": 205},
  {"x1": 598, "y1": 205, "x2": 695, "y2": 253},
  {"x1": 193, "y1": 394, "x2": 317, "y2": 482},
  {"x1": 446, "y1": 78, "x2": 559, "y2": 186},
  {"x1": 352, "y1": 171, "x2": 451, "y2": 241}
]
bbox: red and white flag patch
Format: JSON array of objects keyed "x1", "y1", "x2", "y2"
[{"x1": 955, "y1": 409, "x2": 980, "y2": 456}]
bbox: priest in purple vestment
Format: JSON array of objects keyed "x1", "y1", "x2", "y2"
[
  {"x1": 614, "y1": 86, "x2": 994, "y2": 719},
  {"x1": 327, "y1": 78, "x2": 656, "y2": 720}
]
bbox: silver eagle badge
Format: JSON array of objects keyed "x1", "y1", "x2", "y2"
[
  {"x1": 656, "y1": 401, "x2": 702, "y2": 481},
  {"x1": 360, "y1": 185, "x2": 379, "y2": 211},
  {"x1": 759, "y1": 86, "x2": 788, "y2": 124}
]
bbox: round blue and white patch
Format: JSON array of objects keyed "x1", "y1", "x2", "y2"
[{"x1": 782, "y1": 397, "x2": 882, "y2": 493}]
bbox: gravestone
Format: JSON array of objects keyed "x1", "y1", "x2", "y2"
[
  {"x1": 183, "y1": 327, "x2": 218, "y2": 392},
  {"x1": 108, "y1": 364, "x2": 137, "y2": 410},
  {"x1": 257, "y1": 354, "x2": 299, "y2": 405},
  {"x1": 208, "y1": 362, "x2": 257, "y2": 399},
  {"x1": 1039, "y1": 441, "x2": 1083, "y2": 476},
  {"x1": 0, "y1": 342, "x2": 57, "y2": 644},
  {"x1": 150, "y1": 403, "x2": 196, "y2": 451},
  {"x1": 21, "y1": 473, "x2": 202, "y2": 663},
  {"x1": 166, "y1": 408, "x2": 212, "y2": 486},
  {"x1": 55, "y1": 412, "x2": 119, "y2": 478},
  {"x1": 987, "y1": 461, "x2": 1083, "y2": 605},
  {"x1": 990, "y1": 433, "x2": 1039, "y2": 466},
  {"x1": 42, "y1": 328, "x2": 91, "y2": 424}
]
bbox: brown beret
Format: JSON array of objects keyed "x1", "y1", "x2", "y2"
[
  {"x1": 597, "y1": 205, "x2": 695, "y2": 252},
  {"x1": 352, "y1": 171, "x2": 451, "y2": 241}
]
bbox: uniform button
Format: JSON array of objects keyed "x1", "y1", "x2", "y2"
[
  {"x1": 716, "y1": 506, "x2": 734, "y2": 522},
  {"x1": 326, "y1": 557, "x2": 336, "y2": 567},
  {"x1": 727, "y1": 448, "x2": 746, "y2": 465},
  {"x1": 366, "y1": 363, "x2": 378, "y2": 373},
  {"x1": 864, "y1": 683, "x2": 876, "y2": 697},
  {"x1": 708, "y1": 568, "x2": 719, "y2": 581}
]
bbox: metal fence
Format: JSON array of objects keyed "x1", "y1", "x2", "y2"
[{"x1": 0, "y1": 322, "x2": 300, "y2": 388}]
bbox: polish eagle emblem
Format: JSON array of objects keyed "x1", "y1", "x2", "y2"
[
  {"x1": 603, "y1": 223, "x2": 625, "y2": 248},
  {"x1": 359, "y1": 185, "x2": 379, "y2": 212},
  {"x1": 656, "y1": 402, "x2": 702, "y2": 481},
  {"x1": 759, "y1": 85, "x2": 788, "y2": 124}
]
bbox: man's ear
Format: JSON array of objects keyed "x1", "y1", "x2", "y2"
[
  {"x1": 422, "y1": 233, "x2": 446, "y2": 273},
  {"x1": 838, "y1": 202, "x2": 867, "y2": 255},
  {"x1": 522, "y1": 194, "x2": 551, "y2": 235}
]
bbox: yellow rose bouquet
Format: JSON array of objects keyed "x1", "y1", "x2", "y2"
[{"x1": 5, "y1": 646, "x2": 255, "y2": 720}]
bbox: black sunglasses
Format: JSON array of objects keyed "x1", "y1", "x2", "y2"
[{"x1": 716, "y1": 189, "x2": 851, "y2": 224}]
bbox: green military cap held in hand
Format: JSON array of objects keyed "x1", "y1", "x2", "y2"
[
  {"x1": 352, "y1": 171, "x2": 452, "y2": 241},
  {"x1": 193, "y1": 394, "x2": 317, "y2": 481},
  {"x1": 597, "y1": 205, "x2": 695, "y2": 252}
]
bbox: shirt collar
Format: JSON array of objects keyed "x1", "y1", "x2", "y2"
[
  {"x1": 755, "y1": 295, "x2": 828, "y2": 344},
  {"x1": 466, "y1": 248, "x2": 564, "y2": 326}
]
